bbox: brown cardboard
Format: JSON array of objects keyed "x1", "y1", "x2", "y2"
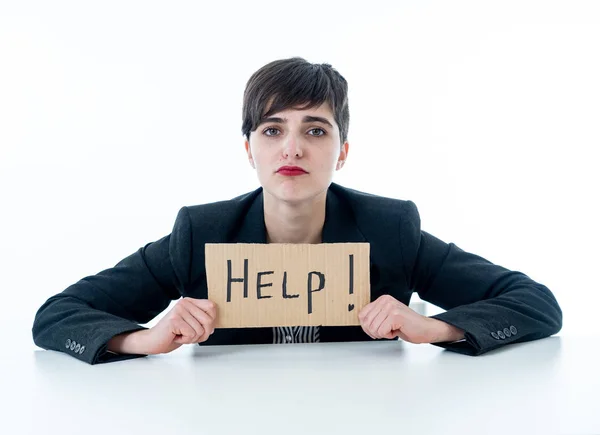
[{"x1": 205, "y1": 243, "x2": 370, "y2": 328}]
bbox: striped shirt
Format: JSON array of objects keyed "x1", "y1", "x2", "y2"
[{"x1": 273, "y1": 326, "x2": 320, "y2": 343}]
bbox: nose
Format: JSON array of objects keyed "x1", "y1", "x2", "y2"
[{"x1": 282, "y1": 134, "x2": 303, "y2": 158}]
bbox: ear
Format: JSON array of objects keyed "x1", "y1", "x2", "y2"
[
  {"x1": 336, "y1": 141, "x2": 350, "y2": 170},
  {"x1": 244, "y1": 139, "x2": 255, "y2": 169}
]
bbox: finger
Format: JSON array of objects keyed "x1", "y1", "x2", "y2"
[
  {"x1": 363, "y1": 304, "x2": 385, "y2": 338},
  {"x1": 180, "y1": 301, "x2": 214, "y2": 344},
  {"x1": 187, "y1": 309, "x2": 212, "y2": 343},
  {"x1": 377, "y1": 316, "x2": 402, "y2": 340},
  {"x1": 174, "y1": 333, "x2": 202, "y2": 345},
  {"x1": 171, "y1": 318, "x2": 199, "y2": 344},
  {"x1": 359, "y1": 307, "x2": 380, "y2": 339},
  {"x1": 360, "y1": 322, "x2": 377, "y2": 340},
  {"x1": 183, "y1": 300, "x2": 216, "y2": 337},
  {"x1": 195, "y1": 325, "x2": 212, "y2": 343},
  {"x1": 395, "y1": 330, "x2": 410, "y2": 342},
  {"x1": 357, "y1": 300, "x2": 376, "y2": 325},
  {"x1": 186, "y1": 298, "x2": 217, "y2": 322},
  {"x1": 178, "y1": 307, "x2": 206, "y2": 342},
  {"x1": 370, "y1": 310, "x2": 393, "y2": 339}
]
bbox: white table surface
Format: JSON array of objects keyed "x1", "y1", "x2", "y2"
[{"x1": 4, "y1": 336, "x2": 598, "y2": 435}]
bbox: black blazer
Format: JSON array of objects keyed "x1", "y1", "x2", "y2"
[{"x1": 32, "y1": 183, "x2": 562, "y2": 364}]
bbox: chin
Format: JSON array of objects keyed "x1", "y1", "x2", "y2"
[{"x1": 265, "y1": 179, "x2": 327, "y2": 204}]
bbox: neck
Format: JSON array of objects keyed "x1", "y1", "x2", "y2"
[{"x1": 263, "y1": 190, "x2": 327, "y2": 244}]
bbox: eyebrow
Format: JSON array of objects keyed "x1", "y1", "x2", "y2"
[{"x1": 258, "y1": 115, "x2": 333, "y2": 128}]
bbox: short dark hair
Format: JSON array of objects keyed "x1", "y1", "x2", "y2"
[{"x1": 241, "y1": 57, "x2": 349, "y2": 145}]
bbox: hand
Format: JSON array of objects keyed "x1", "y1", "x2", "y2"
[
  {"x1": 109, "y1": 298, "x2": 217, "y2": 355},
  {"x1": 358, "y1": 295, "x2": 464, "y2": 344}
]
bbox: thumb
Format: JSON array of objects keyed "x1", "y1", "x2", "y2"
[
  {"x1": 383, "y1": 328, "x2": 401, "y2": 340},
  {"x1": 172, "y1": 334, "x2": 188, "y2": 345}
]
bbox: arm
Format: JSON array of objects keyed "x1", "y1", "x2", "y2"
[
  {"x1": 399, "y1": 201, "x2": 563, "y2": 355},
  {"x1": 32, "y1": 207, "x2": 194, "y2": 364}
]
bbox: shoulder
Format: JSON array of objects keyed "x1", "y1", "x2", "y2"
[
  {"x1": 330, "y1": 183, "x2": 422, "y2": 260},
  {"x1": 330, "y1": 183, "x2": 423, "y2": 280},
  {"x1": 184, "y1": 187, "x2": 261, "y2": 217},
  {"x1": 172, "y1": 187, "x2": 262, "y2": 237},
  {"x1": 329, "y1": 182, "x2": 420, "y2": 226}
]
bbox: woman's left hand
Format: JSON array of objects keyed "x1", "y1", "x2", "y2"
[{"x1": 358, "y1": 295, "x2": 464, "y2": 344}]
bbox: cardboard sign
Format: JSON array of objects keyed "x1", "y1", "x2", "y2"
[{"x1": 205, "y1": 243, "x2": 370, "y2": 328}]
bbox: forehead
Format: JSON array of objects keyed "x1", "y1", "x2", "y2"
[{"x1": 263, "y1": 101, "x2": 334, "y2": 119}]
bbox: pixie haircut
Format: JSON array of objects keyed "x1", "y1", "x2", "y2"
[{"x1": 241, "y1": 57, "x2": 350, "y2": 145}]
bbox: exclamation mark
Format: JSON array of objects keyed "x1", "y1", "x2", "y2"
[{"x1": 348, "y1": 254, "x2": 355, "y2": 311}]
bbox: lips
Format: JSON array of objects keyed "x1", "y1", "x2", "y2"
[{"x1": 277, "y1": 166, "x2": 308, "y2": 176}]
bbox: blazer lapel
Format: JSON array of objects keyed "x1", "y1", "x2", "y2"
[
  {"x1": 321, "y1": 186, "x2": 367, "y2": 244},
  {"x1": 228, "y1": 189, "x2": 268, "y2": 244}
]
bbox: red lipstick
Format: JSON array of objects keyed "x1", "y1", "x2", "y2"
[{"x1": 277, "y1": 165, "x2": 308, "y2": 176}]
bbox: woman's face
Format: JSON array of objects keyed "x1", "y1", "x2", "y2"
[{"x1": 245, "y1": 102, "x2": 349, "y2": 204}]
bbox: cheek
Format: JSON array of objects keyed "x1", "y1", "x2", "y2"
[
  {"x1": 321, "y1": 148, "x2": 341, "y2": 169},
  {"x1": 250, "y1": 149, "x2": 276, "y2": 175},
  {"x1": 251, "y1": 150, "x2": 269, "y2": 168},
  {"x1": 248, "y1": 142, "x2": 263, "y2": 164}
]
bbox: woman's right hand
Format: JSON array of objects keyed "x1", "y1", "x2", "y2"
[{"x1": 108, "y1": 298, "x2": 217, "y2": 355}]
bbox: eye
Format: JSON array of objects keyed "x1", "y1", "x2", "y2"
[
  {"x1": 263, "y1": 127, "x2": 280, "y2": 136},
  {"x1": 308, "y1": 128, "x2": 326, "y2": 137}
]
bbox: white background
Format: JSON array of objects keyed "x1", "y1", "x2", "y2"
[{"x1": 1, "y1": 0, "x2": 599, "y2": 355}]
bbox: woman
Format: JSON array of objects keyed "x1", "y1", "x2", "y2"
[{"x1": 32, "y1": 57, "x2": 562, "y2": 364}]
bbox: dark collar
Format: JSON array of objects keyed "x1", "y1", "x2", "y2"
[{"x1": 229, "y1": 185, "x2": 367, "y2": 244}]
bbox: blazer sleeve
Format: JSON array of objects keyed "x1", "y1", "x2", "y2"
[
  {"x1": 399, "y1": 201, "x2": 563, "y2": 356},
  {"x1": 32, "y1": 206, "x2": 194, "y2": 364}
]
